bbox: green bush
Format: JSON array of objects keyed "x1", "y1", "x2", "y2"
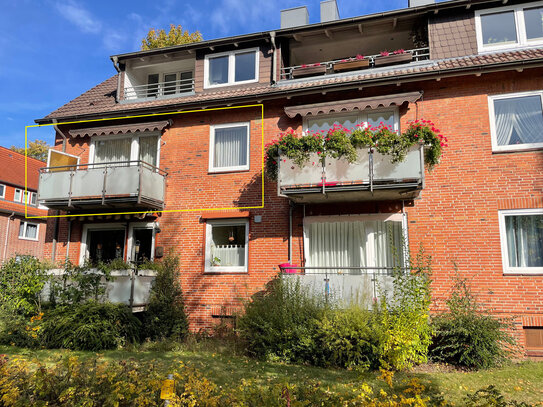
[
  {"x1": 464, "y1": 385, "x2": 530, "y2": 407},
  {"x1": 315, "y1": 305, "x2": 380, "y2": 369},
  {"x1": 39, "y1": 301, "x2": 141, "y2": 350},
  {"x1": 237, "y1": 277, "x2": 327, "y2": 363},
  {"x1": 374, "y1": 260, "x2": 433, "y2": 371},
  {"x1": 141, "y1": 255, "x2": 188, "y2": 340},
  {"x1": 429, "y1": 273, "x2": 517, "y2": 369}
]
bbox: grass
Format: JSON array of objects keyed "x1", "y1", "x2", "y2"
[{"x1": 1, "y1": 341, "x2": 543, "y2": 405}]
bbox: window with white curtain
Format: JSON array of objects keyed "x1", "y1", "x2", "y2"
[
  {"x1": 205, "y1": 219, "x2": 249, "y2": 272},
  {"x1": 489, "y1": 91, "x2": 543, "y2": 151},
  {"x1": 0, "y1": 184, "x2": 5, "y2": 199},
  {"x1": 19, "y1": 221, "x2": 38, "y2": 240},
  {"x1": 209, "y1": 123, "x2": 249, "y2": 172},
  {"x1": 303, "y1": 215, "x2": 405, "y2": 274},
  {"x1": 304, "y1": 109, "x2": 398, "y2": 134},
  {"x1": 92, "y1": 134, "x2": 159, "y2": 166},
  {"x1": 499, "y1": 209, "x2": 543, "y2": 274}
]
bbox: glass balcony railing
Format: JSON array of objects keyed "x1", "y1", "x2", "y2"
[
  {"x1": 277, "y1": 145, "x2": 424, "y2": 202},
  {"x1": 38, "y1": 161, "x2": 167, "y2": 211}
]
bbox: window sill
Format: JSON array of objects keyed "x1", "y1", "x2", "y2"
[
  {"x1": 492, "y1": 145, "x2": 543, "y2": 154},
  {"x1": 208, "y1": 167, "x2": 250, "y2": 174},
  {"x1": 503, "y1": 270, "x2": 543, "y2": 276},
  {"x1": 204, "y1": 79, "x2": 258, "y2": 90},
  {"x1": 204, "y1": 270, "x2": 248, "y2": 275},
  {"x1": 18, "y1": 237, "x2": 39, "y2": 241}
]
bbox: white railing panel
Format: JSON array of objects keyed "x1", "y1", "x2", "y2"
[
  {"x1": 279, "y1": 153, "x2": 322, "y2": 186},
  {"x1": 326, "y1": 148, "x2": 370, "y2": 183},
  {"x1": 373, "y1": 146, "x2": 422, "y2": 180}
]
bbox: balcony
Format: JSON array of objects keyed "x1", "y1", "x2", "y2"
[
  {"x1": 280, "y1": 266, "x2": 399, "y2": 307},
  {"x1": 38, "y1": 161, "x2": 167, "y2": 211},
  {"x1": 280, "y1": 47, "x2": 429, "y2": 81},
  {"x1": 278, "y1": 145, "x2": 424, "y2": 203},
  {"x1": 123, "y1": 77, "x2": 194, "y2": 101}
]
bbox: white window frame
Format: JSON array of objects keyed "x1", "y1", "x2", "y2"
[
  {"x1": 204, "y1": 48, "x2": 259, "y2": 89},
  {"x1": 209, "y1": 122, "x2": 250, "y2": 173},
  {"x1": 18, "y1": 221, "x2": 39, "y2": 241},
  {"x1": 498, "y1": 208, "x2": 543, "y2": 275},
  {"x1": 13, "y1": 188, "x2": 22, "y2": 202},
  {"x1": 205, "y1": 218, "x2": 249, "y2": 273},
  {"x1": 488, "y1": 90, "x2": 543, "y2": 152},
  {"x1": 89, "y1": 132, "x2": 161, "y2": 167},
  {"x1": 303, "y1": 107, "x2": 400, "y2": 134},
  {"x1": 127, "y1": 222, "x2": 156, "y2": 263},
  {"x1": 79, "y1": 223, "x2": 127, "y2": 265},
  {"x1": 0, "y1": 184, "x2": 5, "y2": 199},
  {"x1": 475, "y1": 1, "x2": 543, "y2": 53},
  {"x1": 303, "y1": 213, "x2": 408, "y2": 270}
]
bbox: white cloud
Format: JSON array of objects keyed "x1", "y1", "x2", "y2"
[
  {"x1": 102, "y1": 29, "x2": 126, "y2": 51},
  {"x1": 55, "y1": 0, "x2": 102, "y2": 34}
]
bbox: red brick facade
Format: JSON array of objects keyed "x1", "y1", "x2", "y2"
[{"x1": 44, "y1": 69, "x2": 543, "y2": 353}]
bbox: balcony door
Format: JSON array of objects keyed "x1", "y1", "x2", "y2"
[
  {"x1": 303, "y1": 214, "x2": 405, "y2": 273},
  {"x1": 91, "y1": 133, "x2": 160, "y2": 167}
]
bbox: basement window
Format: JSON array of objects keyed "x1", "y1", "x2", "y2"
[{"x1": 525, "y1": 327, "x2": 543, "y2": 354}]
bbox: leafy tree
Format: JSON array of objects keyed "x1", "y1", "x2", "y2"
[
  {"x1": 141, "y1": 24, "x2": 203, "y2": 50},
  {"x1": 11, "y1": 140, "x2": 50, "y2": 162}
]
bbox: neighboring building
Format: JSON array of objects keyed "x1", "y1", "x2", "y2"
[
  {"x1": 36, "y1": 0, "x2": 543, "y2": 356},
  {"x1": 0, "y1": 146, "x2": 47, "y2": 263}
]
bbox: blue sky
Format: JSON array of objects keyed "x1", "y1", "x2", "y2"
[{"x1": 0, "y1": 0, "x2": 412, "y2": 149}]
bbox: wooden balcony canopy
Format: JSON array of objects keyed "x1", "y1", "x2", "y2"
[
  {"x1": 68, "y1": 119, "x2": 172, "y2": 138},
  {"x1": 284, "y1": 91, "x2": 422, "y2": 118}
]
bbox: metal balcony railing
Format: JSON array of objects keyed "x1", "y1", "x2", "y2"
[
  {"x1": 280, "y1": 47, "x2": 430, "y2": 80},
  {"x1": 38, "y1": 160, "x2": 167, "y2": 211},
  {"x1": 277, "y1": 145, "x2": 425, "y2": 202},
  {"x1": 124, "y1": 77, "x2": 194, "y2": 100}
]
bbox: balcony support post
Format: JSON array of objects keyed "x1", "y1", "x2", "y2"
[
  {"x1": 101, "y1": 166, "x2": 108, "y2": 206},
  {"x1": 68, "y1": 171, "x2": 74, "y2": 208},
  {"x1": 321, "y1": 158, "x2": 326, "y2": 195},
  {"x1": 369, "y1": 148, "x2": 374, "y2": 194},
  {"x1": 419, "y1": 143, "x2": 425, "y2": 189},
  {"x1": 137, "y1": 163, "x2": 143, "y2": 204}
]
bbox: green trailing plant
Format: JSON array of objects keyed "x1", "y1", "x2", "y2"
[
  {"x1": 265, "y1": 120, "x2": 447, "y2": 180},
  {"x1": 429, "y1": 269, "x2": 517, "y2": 369},
  {"x1": 141, "y1": 255, "x2": 188, "y2": 340},
  {"x1": 39, "y1": 301, "x2": 141, "y2": 350}
]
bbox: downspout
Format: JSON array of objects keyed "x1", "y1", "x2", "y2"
[
  {"x1": 2, "y1": 212, "x2": 15, "y2": 263},
  {"x1": 51, "y1": 119, "x2": 68, "y2": 263},
  {"x1": 270, "y1": 31, "x2": 277, "y2": 84},
  {"x1": 288, "y1": 201, "x2": 294, "y2": 263}
]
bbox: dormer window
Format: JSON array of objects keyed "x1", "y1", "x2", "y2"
[
  {"x1": 476, "y1": 2, "x2": 543, "y2": 52},
  {"x1": 204, "y1": 48, "x2": 259, "y2": 88}
]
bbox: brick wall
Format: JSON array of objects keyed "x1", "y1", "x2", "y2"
[
  {"x1": 44, "y1": 68, "x2": 543, "y2": 350},
  {"x1": 0, "y1": 214, "x2": 46, "y2": 263}
]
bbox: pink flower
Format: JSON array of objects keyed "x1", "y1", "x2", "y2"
[
  {"x1": 380, "y1": 50, "x2": 390, "y2": 57},
  {"x1": 393, "y1": 49, "x2": 405, "y2": 54},
  {"x1": 355, "y1": 54, "x2": 365, "y2": 60},
  {"x1": 317, "y1": 151, "x2": 322, "y2": 155}
]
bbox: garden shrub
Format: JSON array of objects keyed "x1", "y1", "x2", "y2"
[
  {"x1": 141, "y1": 255, "x2": 188, "y2": 340},
  {"x1": 374, "y1": 258, "x2": 433, "y2": 371},
  {"x1": 39, "y1": 301, "x2": 141, "y2": 350},
  {"x1": 237, "y1": 277, "x2": 327, "y2": 363},
  {"x1": 429, "y1": 273, "x2": 517, "y2": 369},
  {"x1": 464, "y1": 385, "x2": 530, "y2": 407}
]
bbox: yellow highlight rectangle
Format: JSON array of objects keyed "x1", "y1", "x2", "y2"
[{"x1": 25, "y1": 104, "x2": 265, "y2": 219}]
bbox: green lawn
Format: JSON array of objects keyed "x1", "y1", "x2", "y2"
[{"x1": 1, "y1": 343, "x2": 542, "y2": 405}]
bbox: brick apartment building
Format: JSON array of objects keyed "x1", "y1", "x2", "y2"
[
  {"x1": 35, "y1": 0, "x2": 543, "y2": 355},
  {"x1": 0, "y1": 146, "x2": 47, "y2": 263}
]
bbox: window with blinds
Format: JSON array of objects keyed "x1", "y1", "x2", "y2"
[{"x1": 92, "y1": 134, "x2": 159, "y2": 167}]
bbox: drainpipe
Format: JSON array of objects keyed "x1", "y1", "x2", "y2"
[
  {"x1": 51, "y1": 119, "x2": 67, "y2": 263},
  {"x1": 2, "y1": 212, "x2": 15, "y2": 263},
  {"x1": 288, "y1": 202, "x2": 294, "y2": 263},
  {"x1": 65, "y1": 219, "x2": 72, "y2": 265},
  {"x1": 270, "y1": 31, "x2": 277, "y2": 84}
]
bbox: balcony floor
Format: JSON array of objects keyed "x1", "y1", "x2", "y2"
[{"x1": 41, "y1": 195, "x2": 164, "y2": 211}]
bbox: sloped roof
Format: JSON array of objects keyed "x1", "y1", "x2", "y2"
[
  {"x1": 0, "y1": 146, "x2": 45, "y2": 189},
  {"x1": 37, "y1": 48, "x2": 543, "y2": 123}
]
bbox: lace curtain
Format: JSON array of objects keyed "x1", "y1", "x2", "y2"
[
  {"x1": 213, "y1": 126, "x2": 248, "y2": 168},
  {"x1": 494, "y1": 95, "x2": 543, "y2": 145}
]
